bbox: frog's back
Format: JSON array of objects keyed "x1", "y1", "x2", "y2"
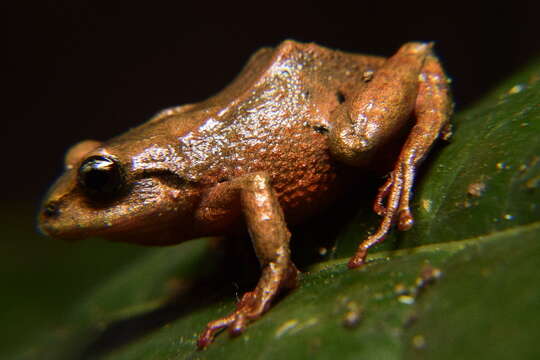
[{"x1": 175, "y1": 41, "x2": 384, "y2": 219}]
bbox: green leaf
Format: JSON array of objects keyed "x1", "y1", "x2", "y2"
[{"x1": 7, "y1": 60, "x2": 540, "y2": 360}]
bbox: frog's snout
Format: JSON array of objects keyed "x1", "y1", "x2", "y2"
[
  {"x1": 38, "y1": 200, "x2": 62, "y2": 237},
  {"x1": 42, "y1": 201, "x2": 61, "y2": 219}
]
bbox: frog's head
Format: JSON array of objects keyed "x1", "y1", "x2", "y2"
[{"x1": 38, "y1": 135, "x2": 203, "y2": 245}]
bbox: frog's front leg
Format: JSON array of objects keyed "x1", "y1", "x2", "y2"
[
  {"x1": 329, "y1": 42, "x2": 452, "y2": 268},
  {"x1": 197, "y1": 173, "x2": 299, "y2": 349}
]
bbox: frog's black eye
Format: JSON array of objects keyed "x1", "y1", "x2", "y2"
[{"x1": 78, "y1": 155, "x2": 124, "y2": 198}]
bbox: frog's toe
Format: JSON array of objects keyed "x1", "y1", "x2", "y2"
[
  {"x1": 373, "y1": 176, "x2": 393, "y2": 215},
  {"x1": 197, "y1": 328, "x2": 216, "y2": 349},
  {"x1": 197, "y1": 291, "x2": 263, "y2": 349},
  {"x1": 229, "y1": 314, "x2": 247, "y2": 336},
  {"x1": 398, "y1": 209, "x2": 414, "y2": 231},
  {"x1": 197, "y1": 317, "x2": 232, "y2": 349},
  {"x1": 347, "y1": 248, "x2": 368, "y2": 269}
]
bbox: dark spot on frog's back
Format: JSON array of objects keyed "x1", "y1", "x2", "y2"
[
  {"x1": 312, "y1": 125, "x2": 329, "y2": 134},
  {"x1": 336, "y1": 91, "x2": 346, "y2": 104}
]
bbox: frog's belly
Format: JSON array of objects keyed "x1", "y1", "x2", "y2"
[{"x1": 275, "y1": 157, "x2": 342, "y2": 223}]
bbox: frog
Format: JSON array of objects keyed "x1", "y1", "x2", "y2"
[{"x1": 38, "y1": 40, "x2": 452, "y2": 348}]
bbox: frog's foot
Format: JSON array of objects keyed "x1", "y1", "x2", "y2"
[
  {"x1": 197, "y1": 260, "x2": 299, "y2": 349},
  {"x1": 373, "y1": 170, "x2": 414, "y2": 231},
  {"x1": 348, "y1": 164, "x2": 413, "y2": 269},
  {"x1": 197, "y1": 291, "x2": 261, "y2": 349}
]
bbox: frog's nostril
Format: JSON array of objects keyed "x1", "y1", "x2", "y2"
[{"x1": 43, "y1": 201, "x2": 61, "y2": 218}]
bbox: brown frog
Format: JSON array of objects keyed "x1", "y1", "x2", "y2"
[{"x1": 38, "y1": 40, "x2": 452, "y2": 348}]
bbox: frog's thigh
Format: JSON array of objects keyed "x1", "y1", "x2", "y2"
[
  {"x1": 331, "y1": 43, "x2": 452, "y2": 268},
  {"x1": 329, "y1": 42, "x2": 432, "y2": 165},
  {"x1": 198, "y1": 172, "x2": 298, "y2": 348}
]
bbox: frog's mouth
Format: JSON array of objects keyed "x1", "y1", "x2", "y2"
[
  {"x1": 38, "y1": 205, "x2": 191, "y2": 246},
  {"x1": 38, "y1": 199, "x2": 106, "y2": 240},
  {"x1": 38, "y1": 191, "x2": 134, "y2": 240},
  {"x1": 38, "y1": 193, "x2": 195, "y2": 245}
]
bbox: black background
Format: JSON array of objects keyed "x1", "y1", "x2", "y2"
[{"x1": 6, "y1": 1, "x2": 540, "y2": 207}]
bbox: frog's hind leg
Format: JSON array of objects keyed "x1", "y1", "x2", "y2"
[{"x1": 328, "y1": 42, "x2": 452, "y2": 268}]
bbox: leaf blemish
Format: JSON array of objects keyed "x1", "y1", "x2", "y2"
[
  {"x1": 526, "y1": 175, "x2": 540, "y2": 189},
  {"x1": 342, "y1": 301, "x2": 362, "y2": 329},
  {"x1": 421, "y1": 199, "x2": 432, "y2": 212},
  {"x1": 397, "y1": 265, "x2": 443, "y2": 305},
  {"x1": 275, "y1": 319, "x2": 299, "y2": 338},
  {"x1": 412, "y1": 334, "x2": 427, "y2": 349},
  {"x1": 507, "y1": 84, "x2": 526, "y2": 95},
  {"x1": 467, "y1": 182, "x2": 486, "y2": 197},
  {"x1": 398, "y1": 294, "x2": 415, "y2": 305}
]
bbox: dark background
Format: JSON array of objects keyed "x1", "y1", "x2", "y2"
[{"x1": 5, "y1": 2, "x2": 540, "y2": 207}]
